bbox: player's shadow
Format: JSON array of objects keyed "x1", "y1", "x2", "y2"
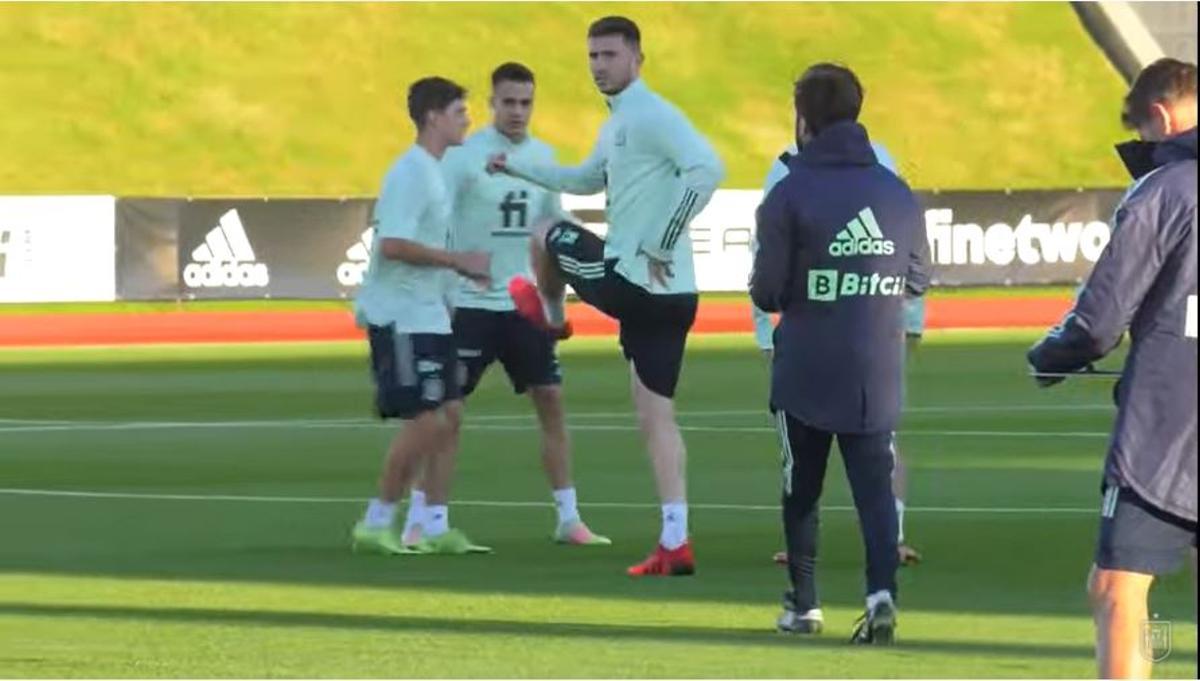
[{"x1": 0, "y1": 601, "x2": 1099, "y2": 661}]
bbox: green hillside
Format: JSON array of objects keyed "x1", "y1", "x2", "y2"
[{"x1": 0, "y1": 2, "x2": 1130, "y2": 195}]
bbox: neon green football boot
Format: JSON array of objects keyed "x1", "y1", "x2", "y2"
[
  {"x1": 415, "y1": 528, "x2": 493, "y2": 555},
  {"x1": 351, "y1": 521, "x2": 421, "y2": 555}
]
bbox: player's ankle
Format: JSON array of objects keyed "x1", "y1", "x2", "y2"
[{"x1": 659, "y1": 501, "x2": 688, "y2": 549}]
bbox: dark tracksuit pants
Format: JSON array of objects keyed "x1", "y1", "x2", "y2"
[{"x1": 775, "y1": 410, "x2": 900, "y2": 611}]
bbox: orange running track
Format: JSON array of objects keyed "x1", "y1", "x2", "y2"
[{"x1": 0, "y1": 298, "x2": 1070, "y2": 347}]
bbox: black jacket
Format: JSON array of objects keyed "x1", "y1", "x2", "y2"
[{"x1": 751, "y1": 121, "x2": 929, "y2": 434}]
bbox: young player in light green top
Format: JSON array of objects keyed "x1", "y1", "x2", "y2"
[
  {"x1": 351, "y1": 77, "x2": 493, "y2": 557},
  {"x1": 400, "y1": 63, "x2": 609, "y2": 548}
]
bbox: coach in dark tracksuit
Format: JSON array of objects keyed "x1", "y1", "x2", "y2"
[
  {"x1": 751, "y1": 63, "x2": 929, "y2": 645},
  {"x1": 1028, "y1": 58, "x2": 1196, "y2": 679}
]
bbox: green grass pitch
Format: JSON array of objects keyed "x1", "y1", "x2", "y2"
[{"x1": 0, "y1": 332, "x2": 1195, "y2": 678}]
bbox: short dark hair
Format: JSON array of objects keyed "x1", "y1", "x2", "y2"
[
  {"x1": 1122, "y1": 58, "x2": 1197, "y2": 129},
  {"x1": 793, "y1": 63, "x2": 864, "y2": 135},
  {"x1": 587, "y1": 16, "x2": 640, "y2": 48},
  {"x1": 492, "y1": 62, "x2": 535, "y2": 88},
  {"x1": 407, "y1": 76, "x2": 467, "y2": 129}
]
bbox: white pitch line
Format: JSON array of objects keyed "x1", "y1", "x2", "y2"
[
  {"x1": 0, "y1": 487, "x2": 1095, "y2": 514},
  {"x1": 466, "y1": 424, "x2": 1108, "y2": 438},
  {"x1": 467, "y1": 404, "x2": 1112, "y2": 420},
  {"x1": 0, "y1": 419, "x2": 1108, "y2": 437},
  {"x1": 0, "y1": 403, "x2": 1112, "y2": 428},
  {"x1": 906, "y1": 404, "x2": 1111, "y2": 413},
  {"x1": 0, "y1": 418, "x2": 377, "y2": 434}
]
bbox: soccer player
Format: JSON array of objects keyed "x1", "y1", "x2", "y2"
[
  {"x1": 754, "y1": 142, "x2": 924, "y2": 568},
  {"x1": 399, "y1": 62, "x2": 610, "y2": 547},
  {"x1": 488, "y1": 16, "x2": 724, "y2": 576},
  {"x1": 350, "y1": 76, "x2": 493, "y2": 556},
  {"x1": 751, "y1": 63, "x2": 929, "y2": 643},
  {"x1": 1028, "y1": 58, "x2": 1196, "y2": 679}
]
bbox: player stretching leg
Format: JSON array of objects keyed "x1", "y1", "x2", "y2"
[{"x1": 489, "y1": 16, "x2": 724, "y2": 576}]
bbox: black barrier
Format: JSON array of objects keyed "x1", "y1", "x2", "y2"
[
  {"x1": 115, "y1": 199, "x2": 180, "y2": 300},
  {"x1": 114, "y1": 189, "x2": 1125, "y2": 299},
  {"x1": 118, "y1": 198, "x2": 374, "y2": 299},
  {"x1": 916, "y1": 188, "x2": 1124, "y2": 286}
]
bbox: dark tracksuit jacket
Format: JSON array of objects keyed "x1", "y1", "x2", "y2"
[
  {"x1": 751, "y1": 121, "x2": 929, "y2": 435},
  {"x1": 1029, "y1": 128, "x2": 1198, "y2": 523}
]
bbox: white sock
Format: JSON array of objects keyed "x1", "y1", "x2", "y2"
[
  {"x1": 895, "y1": 498, "x2": 906, "y2": 544},
  {"x1": 553, "y1": 487, "x2": 580, "y2": 526},
  {"x1": 403, "y1": 490, "x2": 426, "y2": 537},
  {"x1": 866, "y1": 590, "x2": 894, "y2": 612},
  {"x1": 542, "y1": 293, "x2": 565, "y2": 326},
  {"x1": 423, "y1": 505, "x2": 449, "y2": 537},
  {"x1": 659, "y1": 502, "x2": 688, "y2": 550},
  {"x1": 363, "y1": 499, "x2": 396, "y2": 529}
]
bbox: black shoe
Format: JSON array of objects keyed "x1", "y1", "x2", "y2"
[
  {"x1": 776, "y1": 591, "x2": 823, "y2": 635},
  {"x1": 850, "y1": 599, "x2": 896, "y2": 645}
]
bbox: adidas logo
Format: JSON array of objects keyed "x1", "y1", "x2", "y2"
[
  {"x1": 336, "y1": 228, "x2": 373, "y2": 287},
  {"x1": 829, "y1": 207, "x2": 895, "y2": 257},
  {"x1": 183, "y1": 209, "x2": 270, "y2": 288}
]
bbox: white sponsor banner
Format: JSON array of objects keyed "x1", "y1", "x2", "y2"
[{"x1": 0, "y1": 196, "x2": 117, "y2": 302}]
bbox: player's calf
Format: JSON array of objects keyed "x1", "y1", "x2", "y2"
[{"x1": 1088, "y1": 566, "x2": 1154, "y2": 678}]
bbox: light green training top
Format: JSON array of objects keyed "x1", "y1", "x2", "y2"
[
  {"x1": 503, "y1": 78, "x2": 724, "y2": 295},
  {"x1": 354, "y1": 144, "x2": 455, "y2": 334},
  {"x1": 443, "y1": 126, "x2": 567, "y2": 311}
]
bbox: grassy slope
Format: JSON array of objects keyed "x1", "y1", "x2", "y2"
[
  {"x1": 0, "y1": 2, "x2": 1127, "y2": 195},
  {"x1": 0, "y1": 333, "x2": 1195, "y2": 677}
]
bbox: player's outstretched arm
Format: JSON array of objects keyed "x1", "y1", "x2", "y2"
[
  {"x1": 379, "y1": 238, "x2": 491, "y2": 287},
  {"x1": 1028, "y1": 193, "x2": 1169, "y2": 382},
  {"x1": 489, "y1": 137, "x2": 607, "y2": 196}
]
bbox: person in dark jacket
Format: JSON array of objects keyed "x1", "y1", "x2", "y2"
[
  {"x1": 1028, "y1": 58, "x2": 1196, "y2": 680},
  {"x1": 751, "y1": 62, "x2": 929, "y2": 645}
]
